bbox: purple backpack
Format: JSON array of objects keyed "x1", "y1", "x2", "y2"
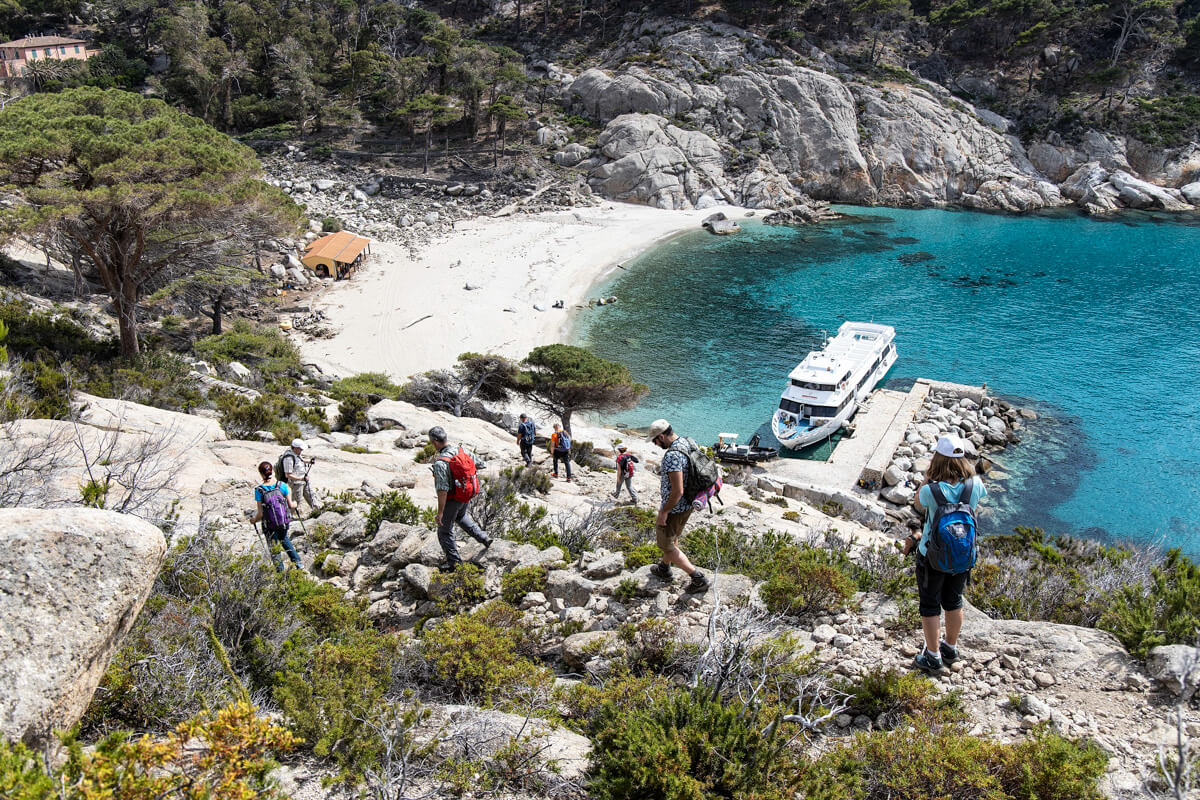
[{"x1": 260, "y1": 484, "x2": 290, "y2": 529}]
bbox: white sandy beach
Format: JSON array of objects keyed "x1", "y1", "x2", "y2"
[{"x1": 296, "y1": 202, "x2": 749, "y2": 379}]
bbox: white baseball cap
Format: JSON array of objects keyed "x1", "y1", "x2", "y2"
[
  {"x1": 646, "y1": 419, "x2": 671, "y2": 440},
  {"x1": 934, "y1": 435, "x2": 967, "y2": 458},
  {"x1": 291, "y1": 438, "x2": 307, "y2": 450}
]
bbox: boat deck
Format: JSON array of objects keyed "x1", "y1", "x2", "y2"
[{"x1": 763, "y1": 380, "x2": 931, "y2": 494}]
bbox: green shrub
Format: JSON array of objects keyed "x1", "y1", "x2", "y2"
[
  {"x1": 500, "y1": 564, "x2": 548, "y2": 605},
  {"x1": 274, "y1": 629, "x2": 396, "y2": 781},
  {"x1": 194, "y1": 319, "x2": 301, "y2": 385},
  {"x1": 321, "y1": 216, "x2": 344, "y2": 232},
  {"x1": 1099, "y1": 548, "x2": 1200, "y2": 657},
  {"x1": 782, "y1": 510, "x2": 801, "y2": 522},
  {"x1": 413, "y1": 441, "x2": 438, "y2": 463},
  {"x1": 431, "y1": 563, "x2": 487, "y2": 613},
  {"x1": 625, "y1": 543, "x2": 662, "y2": 570},
  {"x1": 797, "y1": 722, "x2": 1107, "y2": 800},
  {"x1": 588, "y1": 688, "x2": 802, "y2": 800},
  {"x1": 765, "y1": 495, "x2": 788, "y2": 507},
  {"x1": 330, "y1": 371, "x2": 402, "y2": 401},
  {"x1": 336, "y1": 393, "x2": 371, "y2": 432},
  {"x1": 760, "y1": 546, "x2": 855, "y2": 618},
  {"x1": 842, "y1": 668, "x2": 964, "y2": 728},
  {"x1": 557, "y1": 669, "x2": 673, "y2": 731},
  {"x1": 364, "y1": 491, "x2": 424, "y2": 537},
  {"x1": 682, "y1": 523, "x2": 796, "y2": 581},
  {"x1": 617, "y1": 618, "x2": 692, "y2": 674},
  {"x1": 506, "y1": 464, "x2": 551, "y2": 494},
  {"x1": 214, "y1": 391, "x2": 299, "y2": 439},
  {"x1": 418, "y1": 601, "x2": 549, "y2": 702},
  {"x1": 613, "y1": 577, "x2": 639, "y2": 603},
  {"x1": 272, "y1": 418, "x2": 302, "y2": 445}
]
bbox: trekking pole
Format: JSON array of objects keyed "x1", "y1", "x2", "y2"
[{"x1": 252, "y1": 521, "x2": 272, "y2": 560}]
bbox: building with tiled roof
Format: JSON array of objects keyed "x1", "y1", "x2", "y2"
[{"x1": 0, "y1": 34, "x2": 98, "y2": 79}]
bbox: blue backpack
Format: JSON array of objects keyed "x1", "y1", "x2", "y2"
[
  {"x1": 925, "y1": 479, "x2": 977, "y2": 575},
  {"x1": 556, "y1": 431, "x2": 571, "y2": 451},
  {"x1": 260, "y1": 483, "x2": 290, "y2": 530}
]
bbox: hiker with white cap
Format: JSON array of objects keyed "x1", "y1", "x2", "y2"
[
  {"x1": 280, "y1": 438, "x2": 316, "y2": 510},
  {"x1": 612, "y1": 444, "x2": 639, "y2": 503},
  {"x1": 905, "y1": 434, "x2": 988, "y2": 674},
  {"x1": 647, "y1": 419, "x2": 710, "y2": 593}
]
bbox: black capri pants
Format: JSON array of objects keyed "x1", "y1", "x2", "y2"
[{"x1": 916, "y1": 556, "x2": 969, "y2": 618}]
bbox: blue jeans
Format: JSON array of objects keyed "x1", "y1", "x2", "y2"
[
  {"x1": 265, "y1": 524, "x2": 303, "y2": 571},
  {"x1": 519, "y1": 440, "x2": 534, "y2": 465}
]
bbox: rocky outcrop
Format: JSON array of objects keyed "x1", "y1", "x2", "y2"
[
  {"x1": 0, "y1": 508, "x2": 166, "y2": 746},
  {"x1": 562, "y1": 19, "x2": 1194, "y2": 215}
]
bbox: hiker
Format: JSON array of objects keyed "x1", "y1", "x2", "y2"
[
  {"x1": 251, "y1": 461, "x2": 302, "y2": 572},
  {"x1": 517, "y1": 413, "x2": 537, "y2": 466},
  {"x1": 612, "y1": 444, "x2": 639, "y2": 503},
  {"x1": 647, "y1": 419, "x2": 710, "y2": 592},
  {"x1": 280, "y1": 439, "x2": 315, "y2": 510},
  {"x1": 905, "y1": 435, "x2": 988, "y2": 673},
  {"x1": 429, "y1": 426, "x2": 492, "y2": 572},
  {"x1": 550, "y1": 422, "x2": 573, "y2": 481}
]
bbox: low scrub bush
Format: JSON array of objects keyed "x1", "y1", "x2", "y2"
[
  {"x1": 364, "y1": 490, "x2": 424, "y2": 537},
  {"x1": 842, "y1": 668, "x2": 964, "y2": 728},
  {"x1": 194, "y1": 319, "x2": 301, "y2": 386},
  {"x1": 330, "y1": 371, "x2": 402, "y2": 401},
  {"x1": 336, "y1": 393, "x2": 371, "y2": 432},
  {"x1": 968, "y1": 527, "x2": 1200, "y2": 657},
  {"x1": 214, "y1": 391, "x2": 298, "y2": 439},
  {"x1": 418, "y1": 601, "x2": 549, "y2": 702},
  {"x1": 2, "y1": 703, "x2": 295, "y2": 799},
  {"x1": 760, "y1": 546, "x2": 856, "y2": 618},
  {"x1": 430, "y1": 563, "x2": 487, "y2": 613},
  {"x1": 588, "y1": 688, "x2": 803, "y2": 800},
  {"x1": 625, "y1": 542, "x2": 661, "y2": 569},
  {"x1": 413, "y1": 441, "x2": 438, "y2": 462},
  {"x1": 500, "y1": 564, "x2": 548, "y2": 605},
  {"x1": 796, "y1": 722, "x2": 1107, "y2": 800}
]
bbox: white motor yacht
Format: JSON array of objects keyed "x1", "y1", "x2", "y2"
[{"x1": 771, "y1": 322, "x2": 898, "y2": 450}]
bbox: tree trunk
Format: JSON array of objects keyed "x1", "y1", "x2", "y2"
[
  {"x1": 115, "y1": 287, "x2": 141, "y2": 357},
  {"x1": 424, "y1": 127, "x2": 431, "y2": 174},
  {"x1": 211, "y1": 293, "x2": 224, "y2": 335},
  {"x1": 516, "y1": 0, "x2": 522, "y2": 37},
  {"x1": 561, "y1": 408, "x2": 572, "y2": 436}
]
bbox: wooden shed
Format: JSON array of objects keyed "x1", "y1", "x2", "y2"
[{"x1": 302, "y1": 232, "x2": 372, "y2": 279}]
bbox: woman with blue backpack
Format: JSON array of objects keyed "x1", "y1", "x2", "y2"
[
  {"x1": 251, "y1": 460, "x2": 303, "y2": 572},
  {"x1": 904, "y1": 435, "x2": 987, "y2": 673}
]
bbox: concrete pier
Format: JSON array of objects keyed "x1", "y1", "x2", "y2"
[{"x1": 754, "y1": 379, "x2": 938, "y2": 528}]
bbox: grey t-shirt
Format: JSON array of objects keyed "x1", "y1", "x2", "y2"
[
  {"x1": 281, "y1": 451, "x2": 308, "y2": 481},
  {"x1": 659, "y1": 438, "x2": 692, "y2": 515},
  {"x1": 431, "y1": 445, "x2": 485, "y2": 493}
]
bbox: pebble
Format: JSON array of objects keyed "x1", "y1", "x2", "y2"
[
  {"x1": 831, "y1": 633, "x2": 854, "y2": 649},
  {"x1": 1033, "y1": 671, "x2": 1055, "y2": 688},
  {"x1": 810, "y1": 624, "x2": 837, "y2": 644}
]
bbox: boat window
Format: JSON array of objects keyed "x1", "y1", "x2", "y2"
[
  {"x1": 790, "y1": 380, "x2": 835, "y2": 392},
  {"x1": 779, "y1": 398, "x2": 803, "y2": 414}
]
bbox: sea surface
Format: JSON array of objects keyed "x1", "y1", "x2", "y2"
[{"x1": 576, "y1": 207, "x2": 1200, "y2": 555}]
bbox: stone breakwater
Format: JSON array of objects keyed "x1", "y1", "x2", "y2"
[{"x1": 877, "y1": 385, "x2": 1031, "y2": 513}]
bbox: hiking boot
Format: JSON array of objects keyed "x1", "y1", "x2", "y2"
[
  {"x1": 685, "y1": 571, "x2": 710, "y2": 593},
  {"x1": 912, "y1": 650, "x2": 945, "y2": 674},
  {"x1": 649, "y1": 562, "x2": 672, "y2": 580},
  {"x1": 939, "y1": 641, "x2": 959, "y2": 666},
  {"x1": 480, "y1": 536, "x2": 493, "y2": 550},
  {"x1": 551, "y1": 472, "x2": 559, "y2": 478},
  {"x1": 437, "y1": 563, "x2": 458, "y2": 573}
]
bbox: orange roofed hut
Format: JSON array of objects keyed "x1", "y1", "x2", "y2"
[{"x1": 301, "y1": 232, "x2": 372, "y2": 280}]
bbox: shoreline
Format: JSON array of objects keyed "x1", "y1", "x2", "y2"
[{"x1": 294, "y1": 202, "x2": 750, "y2": 380}]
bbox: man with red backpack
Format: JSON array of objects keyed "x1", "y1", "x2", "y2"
[
  {"x1": 612, "y1": 444, "x2": 639, "y2": 503},
  {"x1": 429, "y1": 426, "x2": 492, "y2": 572}
]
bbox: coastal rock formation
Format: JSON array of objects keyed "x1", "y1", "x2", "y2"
[
  {"x1": 562, "y1": 19, "x2": 1193, "y2": 215},
  {"x1": 0, "y1": 507, "x2": 166, "y2": 746}
]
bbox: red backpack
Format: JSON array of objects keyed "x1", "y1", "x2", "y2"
[
  {"x1": 617, "y1": 453, "x2": 634, "y2": 477},
  {"x1": 440, "y1": 446, "x2": 480, "y2": 502}
]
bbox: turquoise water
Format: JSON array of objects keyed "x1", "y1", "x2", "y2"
[{"x1": 576, "y1": 207, "x2": 1200, "y2": 554}]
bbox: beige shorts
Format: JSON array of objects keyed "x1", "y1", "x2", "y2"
[{"x1": 655, "y1": 508, "x2": 693, "y2": 550}]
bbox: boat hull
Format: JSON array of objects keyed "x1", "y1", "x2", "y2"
[{"x1": 771, "y1": 336, "x2": 898, "y2": 450}]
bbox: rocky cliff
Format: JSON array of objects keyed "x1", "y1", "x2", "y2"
[
  {"x1": 547, "y1": 19, "x2": 1198, "y2": 215},
  {"x1": 0, "y1": 508, "x2": 165, "y2": 746}
]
